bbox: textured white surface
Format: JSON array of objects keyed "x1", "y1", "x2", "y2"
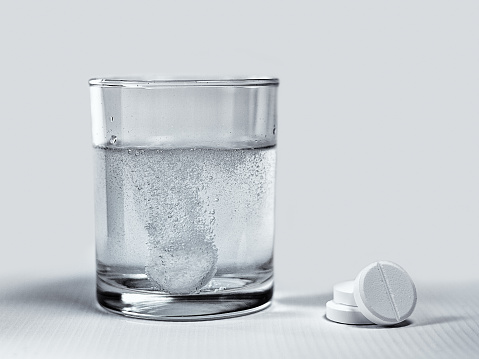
[
  {"x1": 355, "y1": 261, "x2": 417, "y2": 325},
  {"x1": 1, "y1": 272, "x2": 478, "y2": 359}
]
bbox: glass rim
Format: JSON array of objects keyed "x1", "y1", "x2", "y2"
[{"x1": 89, "y1": 76, "x2": 279, "y2": 88}]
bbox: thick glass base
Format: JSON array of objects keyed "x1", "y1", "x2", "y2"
[{"x1": 97, "y1": 275, "x2": 273, "y2": 321}]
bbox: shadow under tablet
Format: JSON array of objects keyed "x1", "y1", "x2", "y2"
[{"x1": 323, "y1": 314, "x2": 413, "y2": 328}]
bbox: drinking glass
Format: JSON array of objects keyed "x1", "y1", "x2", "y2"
[{"x1": 90, "y1": 77, "x2": 279, "y2": 320}]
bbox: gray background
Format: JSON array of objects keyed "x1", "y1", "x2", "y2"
[{"x1": 1, "y1": 0, "x2": 478, "y2": 296}]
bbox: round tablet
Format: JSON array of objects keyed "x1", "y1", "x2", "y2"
[
  {"x1": 354, "y1": 261, "x2": 417, "y2": 325},
  {"x1": 333, "y1": 280, "x2": 356, "y2": 306},
  {"x1": 326, "y1": 300, "x2": 373, "y2": 325}
]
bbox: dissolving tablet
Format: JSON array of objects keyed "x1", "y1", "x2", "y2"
[
  {"x1": 326, "y1": 300, "x2": 373, "y2": 325},
  {"x1": 333, "y1": 280, "x2": 356, "y2": 306},
  {"x1": 353, "y1": 261, "x2": 417, "y2": 325}
]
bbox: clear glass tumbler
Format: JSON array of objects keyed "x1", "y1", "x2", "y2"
[{"x1": 90, "y1": 77, "x2": 279, "y2": 320}]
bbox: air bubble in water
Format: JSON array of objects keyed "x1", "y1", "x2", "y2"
[
  {"x1": 109, "y1": 135, "x2": 117, "y2": 145},
  {"x1": 101, "y1": 146, "x2": 275, "y2": 295}
]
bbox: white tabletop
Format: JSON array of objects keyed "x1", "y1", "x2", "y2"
[{"x1": 1, "y1": 270, "x2": 478, "y2": 359}]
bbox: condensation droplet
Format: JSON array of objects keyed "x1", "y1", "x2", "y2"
[
  {"x1": 214, "y1": 198, "x2": 219, "y2": 202},
  {"x1": 273, "y1": 127, "x2": 276, "y2": 134},
  {"x1": 110, "y1": 116, "x2": 114, "y2": 122},
  {"x1": 109, "y1": 135, "x2": 117, "y2": 145}
]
